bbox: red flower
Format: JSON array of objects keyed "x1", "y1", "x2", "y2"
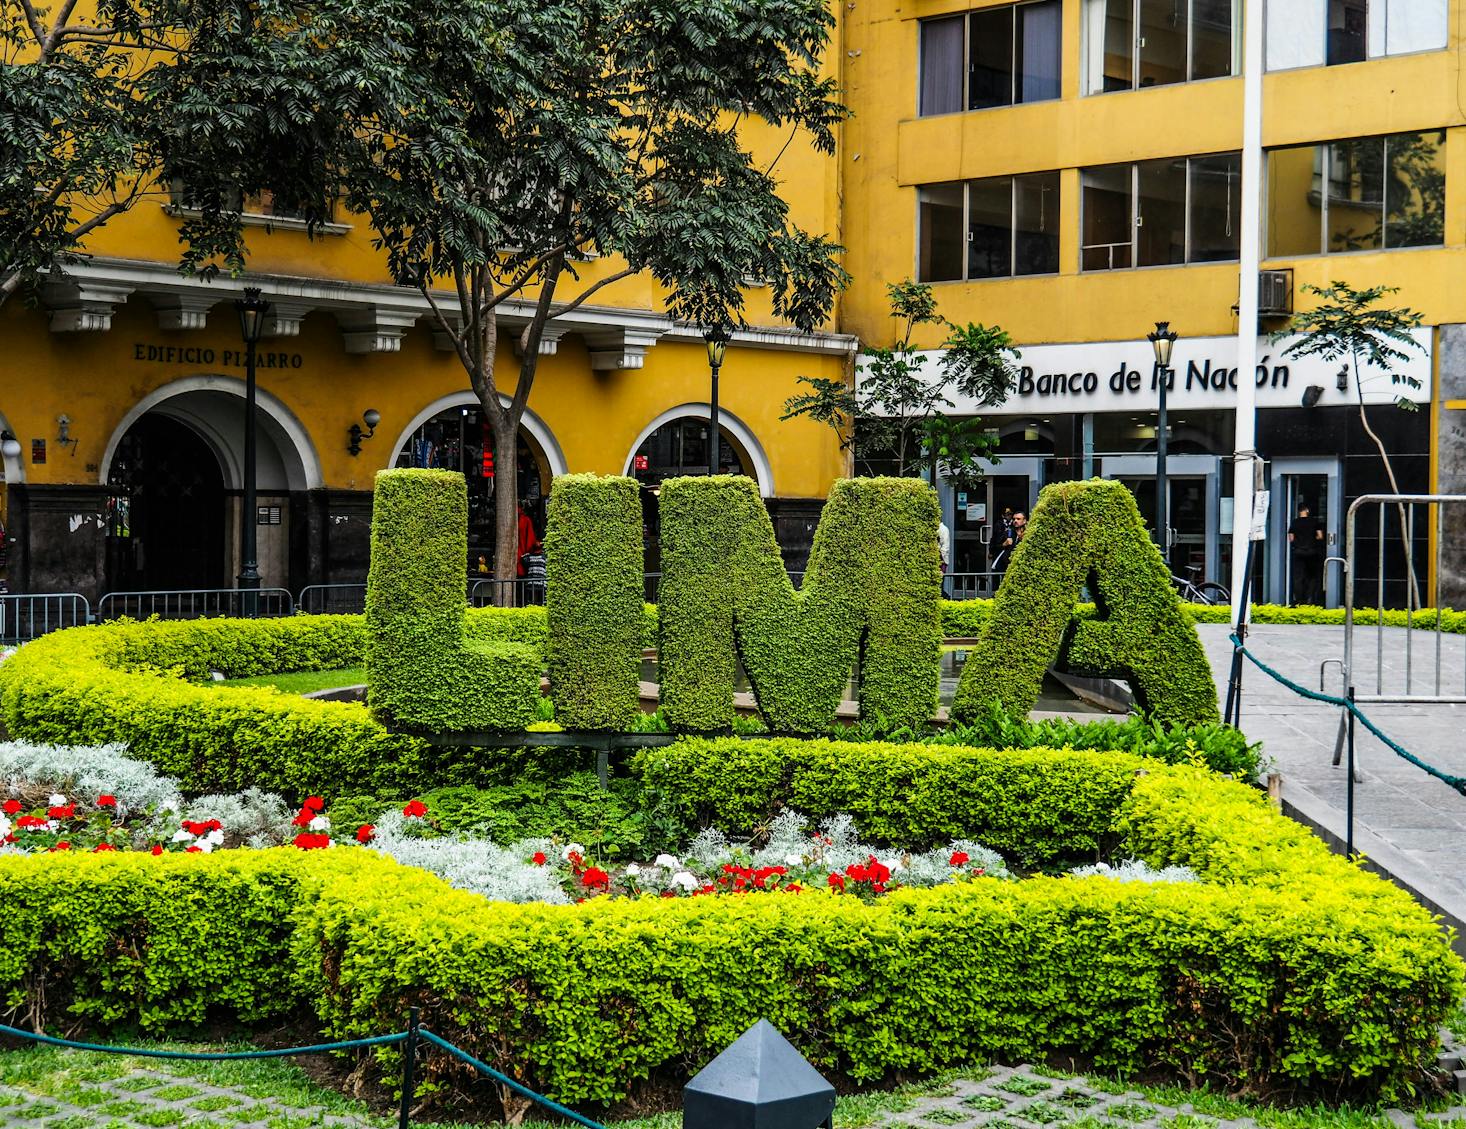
[
  {"x1": 866, "y1": 858, "x2": 892, "y2": 885},
  {"x1": 786, "y1": 884, "x2": 803, "y2": 893},
  {"x1": 844, "y1": 862, "x2": 868, "y2": 883},
  {"x1": 291, "y1": 807, "x2": 315, "y2": 827},
  {"x1": 186, "y1": 845, "x2": 203, "y2": 853},
  {"x1": 580, "y1": 866, "x2": 610, "y2": 890},
  {"x1": 402, "y1": 799, "x2": 428, "y2": 819},
  {"x1": 827, "y1": 873, "x2": 845, "y2": 892},
  {"x1": 96, "y1": 795, "x2": 117, "y2": 808},
  {"x1": 293, "y1": 832, "x2": 331, "y2": 850},
  {"x1": 949, "y1": 850, "x2": 970, "y2": 867},
  {"x1": 355, "y1": 824, "x2": 375, "y2": 844},
  {"x1": 303, "y1": 795, "x2": 325, "y2": 812},
  {"x1": 51, "y1": 841, "x2": 71, "y2": 851},
  {"x1": 182, "y1": 819, "x2": 221, "y2": 837},
  {"x1": 15, "y1": 815, "x2": 47, "y2": 830},
  {"x1": 92, "y1": 842, "x2": 116, "y2": 852},
  {"x1": 150, "y1": 844, "x2": 164, "y2": 856},
  {"x1": 532, "y1": 851, "x2": 547, "y2": 866},
  {"x1": 47, "y1": 804, "x2": 76, "y2": 821},
  {"x1": 1, "y1": 799, "x2": 20, "y2": 816}
]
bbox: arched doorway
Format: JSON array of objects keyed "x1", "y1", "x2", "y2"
[
  {"x1": 392, "y1": 403, "x2": 552, "y2": 574},
  {"x1": 106, "y1": 416, "x2": 226, "y2": 590}
]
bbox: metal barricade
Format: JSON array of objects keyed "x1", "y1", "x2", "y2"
[
  {"x1": 468, "y1": 578, "x2": 545, "y2": 608},
  {"x1": 296, "y1": 583, "x2": 368, "y2": 615},
  {"x1": 945, "y1": 571, "x2": 1001, "y2": 601},
  {"x1": 96, "y1": 587, "x2": 295, "y2": 621},
  {"x1": 1342, "y1": 494, "x2": 1466, "y2": 705},
  {"x1": 0, "y1": 592, "x2": 92, "y2": 645}
]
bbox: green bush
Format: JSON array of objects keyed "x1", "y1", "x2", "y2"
[
  {"x1": 0, "y1": 751, "x2": 1457, "y2": 1105},
  {"x1": 951, "y1": 480, "x2": 1219, "y2": 726},
  {"x1": 546, "y1": 475, "x2": 644, "y2": 731},
  {"x1": 632, "y1": 737, "x2": 1146, "y2": 864},
  {"x1": 365, "y1": 469, "x2": 540, "y2": 734},
  {"x1": 659, "y1": 476, "x2": 941, "y2": 733}
]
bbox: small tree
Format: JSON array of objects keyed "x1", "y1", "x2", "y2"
[
  {"x1": 781, "y1": 280, "x2": 1019, "y2": 485},
  {"x1": 1281, "y1": 280, "x2": 1425, "y2": 606},
  {"x1": 165, "y1": 0, "x2": 848, "y2": 598}
]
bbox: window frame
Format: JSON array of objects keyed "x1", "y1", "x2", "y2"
[
  {"x1": 1083, "y1": 0, "x2": 1240, "y2": 96},
  {"x1": 916, "y1": 0, "x2": 1062, "y2": 117},
  {"x1": 915, "y1": 172, "x2": 1062, "y2": 283},
  {"x1": 1266, "y1": 0, "x2": 1449, "y2": 72},
  {"x1": 1080, "y1": 151, "x2": 1241, "y2": 271}
]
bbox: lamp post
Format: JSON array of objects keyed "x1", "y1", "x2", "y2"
[
  {"x1": 704, "y1": 328, "x2": 729, "y2": 476},
  {"x1": 235, "y1": 287, "x2": 269, "y2": 616},
  {"x1": 1147, "y1": 321, "x2": 1178, "y2": 564}
]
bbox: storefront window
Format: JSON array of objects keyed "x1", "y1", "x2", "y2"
[
  {"x1": 918, "y1": 1, "x2": 1060, "y2": 117},
  {"x1": 1084, "y1": 0, "x2": 1237, "y2": 93},
  {"x1": 1083, "y1": 153, "x2": 1241, "y2": 271},
  {"x1": 919, "y1": 173, "x2": 1060, "y2": 282},
  {"x1": 1266, "y1": 131, "x2": 1445, "y2": 257},
  {"x1": 1266, "y1": 0, "x2": 1446, "y2": 70}
]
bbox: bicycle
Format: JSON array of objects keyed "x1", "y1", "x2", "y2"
[{"x1": 1172, "y1": 564, "x2": 1230, "y2": 606}]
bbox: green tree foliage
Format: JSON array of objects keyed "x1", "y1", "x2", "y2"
[
  {"x1": 658, "y1": 475, "x2": 942, "y2": 733},
  {"x1": 545, "y1": 475, "x2": 644, "y2": 731},
  {"x1": 158, "y1": 0, "x2": 848, "y2": 595},
  {"x1": 365, "y1": 469, "x2": 540, "y2": 734},
  {"x1": 1281, "y1": 281, "x2": 1426, "y2": 605},
  {"x1": 950, "y1": 479, "x2": 1219, "y2": 726},
  {"x1": 782, "y1": 280, "x2": 1019, "y2": 485}
]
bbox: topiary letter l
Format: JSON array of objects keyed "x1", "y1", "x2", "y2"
[
  {"x1": 658, "y1": 476, "x2": 942, "y2": 734},
  {"x1": 365, "y1": 469, "x2": 540, "y2": 733},
  {"x1": 949, "y1": 479, "x2": 1220, "y2": 726}
]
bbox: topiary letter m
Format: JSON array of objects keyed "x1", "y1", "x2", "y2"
[
  {"x1": 658, "y1": 476, "x2": 942, "y2": 734},
  {"x1": 365, "y1": 469, "x2": 540, "y2": 733}
]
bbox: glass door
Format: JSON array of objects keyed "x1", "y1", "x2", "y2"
[
  {"x1": 945, "y1": 458, "x2": 1044, "y2": 597},
  {"x1": 1099, "y1": 454, "x2": 1223, "y2": 583},
  {"x1": 1268, "y1": 457, "x2": 1342, "y2": 607}
]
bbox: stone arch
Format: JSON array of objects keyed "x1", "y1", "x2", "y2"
[
  {"x1": 624, "y1": 403, "x2": 774, "y2": 497},
  {"x1": 388, "y1": 392, "x2": 568, "y2": 480}
]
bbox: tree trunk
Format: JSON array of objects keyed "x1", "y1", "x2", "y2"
[
  {"x1": 1353, "y1": 355, "x2": 1422, "y2": 610},
  {"x1": 490, "y1": 411, "x2": 521, "y2": 605}
]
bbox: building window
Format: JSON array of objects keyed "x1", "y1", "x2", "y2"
[
  {"x1": 1083, "y1": 0, "x2": 1238, "y2": 94},
  {"x1": 917, "y1": 173, "x2": 1061, "y2": 282},
  {"x1": 168, "y1": 180, "x2": 336, "y2": 223},
  {"x1": 918, "y1": 1, "x2": 1061, "y2": 116},
  {"x1": 1265, "y1": 0, "x2": 1446, "y2": 71},
  {"x1": 1080, "y1": 152, "x2": 1240, "y2": 270},
  {"x1": 1265, "y1": 130, "x2": 1446, "y2": 257}
]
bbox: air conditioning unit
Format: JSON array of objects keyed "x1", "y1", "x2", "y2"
[{"x1": 1259, "y1": 269, "x2": 1293, "y2": 317}]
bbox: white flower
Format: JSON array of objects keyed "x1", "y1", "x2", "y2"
[
  {"x1": 195, "y1": 839, "x2": 214, "y2": 854},
  {"x1": 204, "y1": 828, "x2": 226, "y2": 847},
  {"x1": 562, "y1": 842, "x2": 585, "y2": 861},
  {"x1": 49, "y1": 793, "x2": 66, "y2": 807},
  {"x1": 669, "y1": 870, "x2": 698, "y2": 892},
  {"x1": 0, "y1": 816, "x2": 10, "y2": 839},
  {"x1": 171, "y1": 828, "x2": 194, "y2": 843},
  {"x1": 654, "y1": 853, "x2": 680, "y2": 869},
  {"x1": 308, "y1": 815, "x2": 330, "y2": 833},
  {"x1": 880, "y1": 857, "x2": 902, "y2": 874},
  {"x1": 783, "y1": 853, "x2": 804, "y2": 867},
  {"x1": 624, "y1": 863, "x2": 641, "y2": 878},
  {"x1": 45, "y1": 820, "x2": 58, "y2": 833}
]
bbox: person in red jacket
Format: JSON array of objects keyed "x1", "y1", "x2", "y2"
[{"x1": 516, "y1": 506, "x2": 541, "y2": 577}]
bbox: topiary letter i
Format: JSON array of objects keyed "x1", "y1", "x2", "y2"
[
  {"x1": 658, "y1": 475, "x2": 942, "y2": 734},
  {"x1": 365, "y1": 469, "x2": 540, "y2": 733},
  {"x1": 949, "y1": 478, "x2": 1219, "y2": 725}
]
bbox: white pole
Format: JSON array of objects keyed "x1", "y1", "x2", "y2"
[{"x1": 1229, "y1": 0, "x2": 1265, "y2": 629}]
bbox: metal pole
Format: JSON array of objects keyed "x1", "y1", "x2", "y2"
[
  {"x1": 709, "y1": 360, "x2": 721, "y2": 476},
  {"x1": 1155, "y1": 361, "x2": 1169, "y2": 562},
  {"x1": 398, "y1": 1006, "x2": 420, "y2": 1129},
  {"x1": 1345, "y1": 686, "x2": 1356, "y2": 859},
  {"x1": 1229, "y1": 0, "x2": 1264, "y2": 629},
  {"x1": 238, "y1": 335, "x2": 261, "y2": 618},
  {"x1": 1224, "y1": 537, "x2": 1257, "y2": 727}
]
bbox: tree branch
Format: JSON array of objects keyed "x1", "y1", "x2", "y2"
[
  {"x1": 484, "y1": 242, "x2": 571, "y2": 312},
  {"x1": 40, "y1": 0, "x2": 83, "y2": 56},
  {"x1": 543, "y1": 266, "x2": 639, "y2": 323}
]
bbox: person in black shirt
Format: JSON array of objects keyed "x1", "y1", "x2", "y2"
[{"x1": 1287, "y1": 503, "x2": 1325, "y2": 606}]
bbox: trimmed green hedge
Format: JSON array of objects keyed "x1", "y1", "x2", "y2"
[
  {"x1": 366, "y1": 469, "x2": 540, "y2": 733},
  {"x1": 952, "y1": 480, "x2": 1219, "y2": 726},
  {"x1": 659, "y1": 475, "x2": 942, "y2": 733},
  {"x1": 546, "y1": 475, "x2": 644, "y2": 731},
  {"x1": 0, "y1": 748, "x2": 1457, "y2": 1104}
]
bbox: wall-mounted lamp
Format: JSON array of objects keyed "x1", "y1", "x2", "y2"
[
  {"x1": 1336, "y1": 365, "x2": 1350, "y2": 392},
  {"x1": 1301, "y1": 385, "x2": 1325, "y2": 409},
  {"x1": 56, "y1": 415, "x2": 79, "y2": 454},
  {"x1": 347, "y1": 409, "x2": 381, "y2": 456},
  {"x1": 0, "y1": 431, "x2": 20, "y2": 462}
]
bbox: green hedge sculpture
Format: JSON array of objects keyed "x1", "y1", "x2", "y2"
[
  {"x1": 658, "y1": 475, "x2": 942, "y2": 733},
  {"x1": 950, "y1": 479, "x2": 1220, "y2": 725},
  {"x1": 545, "y1": 474, "x2": 645, "y2": 730},
  {"x1": 365, "y1": 469, "x2": 540, "y2": 734}
]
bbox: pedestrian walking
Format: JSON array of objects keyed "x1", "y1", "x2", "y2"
[{"x1": 1287, "y1": 502, "x2": 1324, "y2": 606}]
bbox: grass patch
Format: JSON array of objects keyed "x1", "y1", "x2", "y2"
[
  {"x1": 998, "y1": 1077, "x2": 1054, "y2": 1097},
  {"x1": 216, "y1": 667, "x2": 366, "y2": 694}
]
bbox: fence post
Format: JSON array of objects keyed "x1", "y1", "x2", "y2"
[
  {"x1": 399, "y1": 1006, "x2": 420, "y2": 1129},
  {"x1": 1345, "y1": 686, "x2": 1356, "y2": 860}
]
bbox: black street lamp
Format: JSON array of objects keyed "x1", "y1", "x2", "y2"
[
  {"x1": 704, "y1": 327, "x2": 729, "y2": 476},
  {"x1": 235, "y1": 287, "x2": 269, "y2": 615},
  {"x1": 1147, "y1": 320, "x2": 1178, "y2": 563}
]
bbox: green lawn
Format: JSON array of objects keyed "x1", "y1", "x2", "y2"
[{"x1": 215, "y1": 668, "x2": 366, "y2": 694}]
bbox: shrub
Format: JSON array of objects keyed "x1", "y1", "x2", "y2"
[
  {"x1": 631, "y1": 738, "x2": 1146, "y2": 865},
  {"x1": 546, "y1": 475, "x2": 644, "y2": 731},
  {"x1": 951, "y1": 480, "x2": 1219, "y2": 726},
  {"x1": 658, "y1": 476, "x2": 941, "y2": 733},
  {"x1": 365, "y1": 469, "x2": 540, "y2": 734}
]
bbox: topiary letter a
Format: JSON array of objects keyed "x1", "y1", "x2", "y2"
[
  {"x1": 950, "y1": 478, "x2": 1219, "y2": 725},
  {"x1": 659, "y1": 475, "x2": 942, "y2": 734},
  {"x1": 365, "y1": 469, "x2": 540, "y2": 733}
]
